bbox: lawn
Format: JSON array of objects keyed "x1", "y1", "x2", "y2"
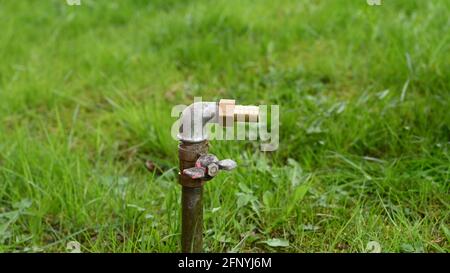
[{"x1": 0, "y1": 0, "x2": 448, "y2": 252}]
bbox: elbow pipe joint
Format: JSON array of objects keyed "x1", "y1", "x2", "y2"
[{"x1": 178, "y1": 101, "x2": 218, "y2": 143}]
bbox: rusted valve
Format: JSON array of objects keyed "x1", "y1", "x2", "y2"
[
  {"x1": 177, "y1": 99, "x2": 259, "y2": 253},
  {"x1": 183, "y1": 154, "x2": 237, "y2": 179}
]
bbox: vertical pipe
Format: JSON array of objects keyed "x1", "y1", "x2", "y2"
[
  {"x1": 181, "y1": 186, "x2": 203, "y2": 252},
  {"x1": 178, "y1": 141, "x2": 208, "y2": 253}
]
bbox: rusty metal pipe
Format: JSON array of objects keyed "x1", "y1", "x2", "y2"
[
  {"x1": 179, "y1": 141, "x2": 208, "y2": 252},
  {"x1": 181, "y1": 186, "x2": 203, "y2": 252}
]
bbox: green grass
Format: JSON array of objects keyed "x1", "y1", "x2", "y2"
[{"x1": 0, "y1": 0, "x2": 449, "y2": 253}]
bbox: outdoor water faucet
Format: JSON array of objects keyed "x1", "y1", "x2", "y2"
[{"x1": 177, "y1": 99, "x2": 259, "y2": 252}]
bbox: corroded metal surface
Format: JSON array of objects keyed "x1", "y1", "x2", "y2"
[
  {"x1": 181, "y1": 186, "x2": 203, "y2": 253},
  {"x1": 179, "y1": 141, "x2": 209, "y2": 188},
  {"x1": 217, "y1": 159, "x2": 237, "y2": 170},
  {"x1": 178, "y1": 140, "x2": 238, "y2": 253},
  {"x1": 182, "y1": 154, "x2": 237, "y2": 180},
  {"x1": 179, "y1": 140, "x2": 208, "y2": 252},
  {"x1": 183, "y1": 167, "x2": 206, "y2": 180}
]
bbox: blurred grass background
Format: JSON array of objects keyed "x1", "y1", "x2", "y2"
[{"x1": 0, "y1": 0, "x2": 448, "y2": 252}]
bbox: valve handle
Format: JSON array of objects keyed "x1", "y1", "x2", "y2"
[
  {"x1": 218, "y1": 159, "x2": 237, "y2": 170},
  {"x1": 183, "y1": 167, "x2": 206, "y2": 180},
  {"x1": 182, "y1": 154, "x2": 237, "y2": 180}
]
